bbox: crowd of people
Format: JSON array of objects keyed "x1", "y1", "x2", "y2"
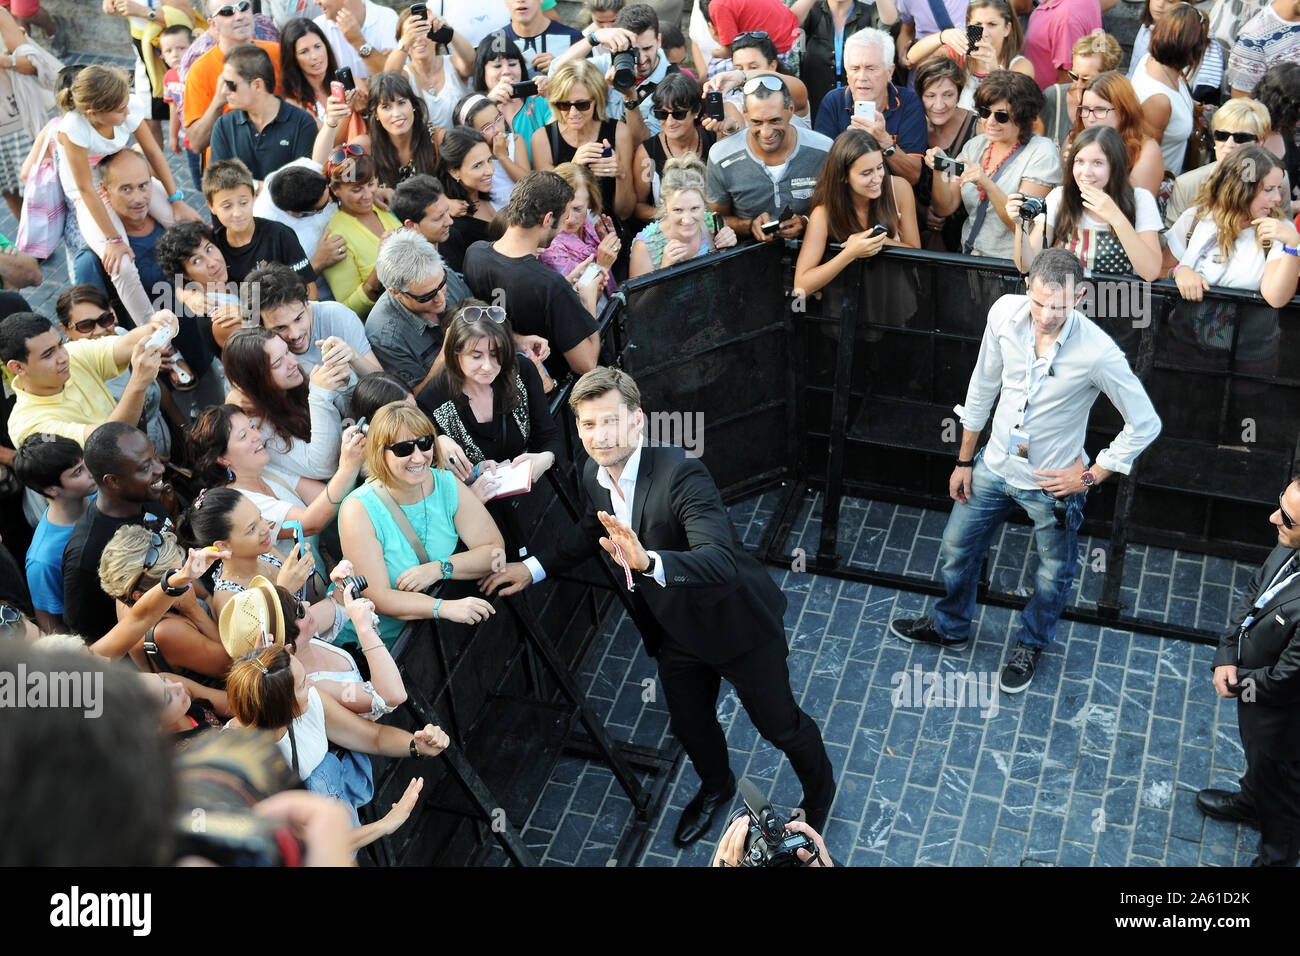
[{"x1": 3, "y1": 0, "x2": 1300, "y2": 867}]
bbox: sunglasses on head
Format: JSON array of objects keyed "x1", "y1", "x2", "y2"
[
  {"x1": 400, "y1": 273, "x2": 448, "y2": 303},
  {"x1": 1213, "y1": 129, "x2": 1258, "y2": 144},
  {"x1": 975, "y1": 105, "x2": 1012, "y2": 124},
  {"x1": 555, "y1": 99, "x2": 594, "y2": 113},
  {"x1": 0, "y1": 603, "x2": 22, "y2": 639},
  {"x1": 129, "y1": 532, "x2": 164, "y2": 596},
  {"x1": 386, "y1": 433, "x2": 437, "y2": 458},
  {"x1": 69, "y1": 310, "x2": 116, "y2": 334},
  {"x1": 735, "y1": 30, "x2": 770, "y2": 41},
  {"x1": 326, "y1": 143, "x2": 366, "y2": 175},
  {"x1": 1281, "y1": 493, "x2": 1296, "y2": 530},
  {"x1": 214, "y1": 0, "x2": 250, "y2": 16},
  {"x1": 460, "y1": 305, "x2": 507, "y2": 324},
  {"x1": 653, "y1": 103, "x2": 699, "y2": 121},
  {"x1": 743, "y1": 74, "x2": 785, "y2": 95}
]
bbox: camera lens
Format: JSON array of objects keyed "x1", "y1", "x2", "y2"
[
  {"x1": 612, "y1": 50, "x2": 636, "y2": 89},
  {"x1": 342, "y1": 574, "x2": 368, "y2": 597},
  {"x1": 1019, "y1": 196, "x2": 1046, "y2": 221}
]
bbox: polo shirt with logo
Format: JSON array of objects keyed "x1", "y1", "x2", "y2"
[
  {"x1": 209, "y1": 97, "x2": 318, "y2": 182},
  {"x1": 813, "y1": 83, "x2": 927, "y2": 157}
]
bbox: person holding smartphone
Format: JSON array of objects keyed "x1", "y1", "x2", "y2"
[{"x1": 629, "y1": 154, "x2": 737, "y2": 276}]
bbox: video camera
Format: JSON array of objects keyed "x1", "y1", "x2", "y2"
[{"x1": 728, "y1": 777, "x2": 822, "y2": 867}]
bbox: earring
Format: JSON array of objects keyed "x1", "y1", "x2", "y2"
[{"x1": 226, "y1": 466, "x2": 235, "y2": 481}]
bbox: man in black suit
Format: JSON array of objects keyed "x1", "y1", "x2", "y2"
[
  {"x1": 481, "y1": 367, "x2": 835, "y2": 846},
  {"x1": 1199, "y1": 477, "x2": 1300, "y2": 865}
]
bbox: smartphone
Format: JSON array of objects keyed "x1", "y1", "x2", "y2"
[
  {"x1": 411, "y1": 1, "x2": 427, "y2": 18},
  {"x1": 283, "y1": 520, "x2": 305, "y2": 554},
  {"x1": 579, "y1": 262, "x2": 603, "y2": 286},
  {"x1": 966, "y1": 24, "x2": 983, "y2": 48},
  {"x1": 705, "y1": 211, "x2": 721, "y2": 233},
  {"x1": 704, "y1": 89, "x2": 725, "y2": 121},
  {"x1": 334, "y1": 67, "x2": 355, "y2": 92},
  {"x1": 330, "y1": 80, "x2": 345, "y2": 100},
  {"x1": 356, "y1": 415, "x2": 369, "y2": 435},
  {"x1": 854, "y1": 99, "x2": 876, "y2": 120},
  {"x1": 760, "y1": 204, "x2": 794, "y2": 234},
  {"x1": 870, "y1": 223, "x2": 889, "y2": 237},
  {"x1": 933, "y1": 153, "x2": 966, "y2": 176},
  {"x1": 511, "y1": 79, "x2": 538, "y2": 98}
]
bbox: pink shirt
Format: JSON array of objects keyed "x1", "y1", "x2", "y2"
[
  {"x1": 1023, "y1": 0, "x2": 1101, "y2": 89},
  {"x1": 709, "y1": 0, "x2": 800, "y2": 54}
]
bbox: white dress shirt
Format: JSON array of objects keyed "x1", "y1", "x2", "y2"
[
  {"x1": 525, "y1": 441, "x2": 666, "y2": 586},
  {"x1": 955, "y1": 294, "x2": 1161, "y2": 491},
  {"x1": 315, "y1": 1, "x2": 398, "y2": 79}
]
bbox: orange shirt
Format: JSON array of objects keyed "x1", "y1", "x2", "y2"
[{"x1": 184, "y1": 40, "x2": 282, "y2": 136}]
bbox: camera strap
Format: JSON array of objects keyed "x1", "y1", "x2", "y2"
[
  {"x1": 961, "y1": 139, "x2": 1026, "y2": 255},
  {"x1": 287, "y1": 722, "x2": 300, "y2": 778},
  {"x1": 924, "y1": 0, "x2": 956, "y2": 33}
]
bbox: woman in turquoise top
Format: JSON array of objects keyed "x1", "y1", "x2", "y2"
[
  {"x1": 628, "y1": 153, "x2": 736, "y2": 278},
  {"x1": 338, "y1": 401, "x2": 502, "y2": 648}
]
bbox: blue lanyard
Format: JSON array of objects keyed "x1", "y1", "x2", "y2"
[{"x1": 1241, "y1": 553, "x2": 1300, "y2": 632}]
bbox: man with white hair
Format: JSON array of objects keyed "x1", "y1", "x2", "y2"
[
  {"x1": 365, "y1": 230, "x2": 456, "y2": 393},
  {"x1": 812, "y1": 27, "x2": 926, "y2": 185}
]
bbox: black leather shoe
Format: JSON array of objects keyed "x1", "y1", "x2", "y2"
[
  {"x1": 1196, "y1": 788, "x2": 1258, "y2": 826},
  {"x1": 674, "y1": 774, "x2": 737, "y2": 847}
]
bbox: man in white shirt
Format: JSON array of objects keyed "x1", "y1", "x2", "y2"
[
  {"x1": 315, "y1": 0, "x2": 398, "y2": 79},
  {"x1": 255, "y1": 159, "x2": 344, "y2": 282},
  {"x1": 440, "y1": 0, "x2": 510, "y2": 47},
  {"x1": 890, "y1": 249, "x2": 1161, "y2": 694}
]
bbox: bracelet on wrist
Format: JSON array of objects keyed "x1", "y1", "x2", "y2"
[
  {"x1": 105, "y1": 236, "x2": 126, "y2": 244},
  {"x1": 433, "y1": 597, "x2": 443, "y2": 619},
  {"x1": 955, "y1": 459, "x2": 975, "y2": 468}
]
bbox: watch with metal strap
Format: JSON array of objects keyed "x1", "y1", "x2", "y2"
[
  {"x1": 1080, "y1": 469, "x2": 1098, "y2": 488},
  {"x1": 358, "y1": 42, "x2": 374, "y2": 57}
]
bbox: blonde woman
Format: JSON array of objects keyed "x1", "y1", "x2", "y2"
[
  {"x1": 628, "y1": 153, "x2": 738, "y2": 278},
  {"x1": 539, "y1": 161, "x2": 619, "y2": 298},
  {"x1": 530, "y1": 58, "x2": 635, "y2": 220},
  {"x1": 1165, "y1": 97, "x2": 1273, "y2": 228},
  {"x1": 1038, "y1": 32, "x2": 1122, "y2": 148}
]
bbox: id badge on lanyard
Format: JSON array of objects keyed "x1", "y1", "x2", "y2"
[{"x1": 1013, "y1": 333, "x2": 1053, "y2": 464}]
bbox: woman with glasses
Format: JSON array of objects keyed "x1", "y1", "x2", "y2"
[
  {"x1": 629, "y1": 154, "x2": 739, "y2": 278},
  {"x1": 541, "y1": 162, "x2": 619, "y2": 307},
  {"x1": 1063, "y1": 71, "x2": 1164, "y2": 196},
  {"x1": 279, "y1": 17, "x2": 341, "y2": 128},
  {"x1": 913, "y1": 57, "x2": 977, "y2": 251},
  {"x1": 98, "y1": 525, "x2": 232, "y2": 681},
  {"x1": 383, "y1": 6, "x2": 475, "y2": 132},
  {"x1": 453, "y1": 93, "x2": 530, "y2": 210},
  {"x1": 471, "y1": 31, "x2": 553, "y2": 166},
  {"x1": 354, "y1": 72, "x2": 441, "y2": 190},
  {"x1": 631, "y1": 72, "x2": 716, "y2": 223},
  {"x1": 55, "y1": 286, "x2": 174, "y2": 462},
  {"x1": 431, "y1": 126, "x2": 498, "y2": 274},
  {"x1": 417, "y1": 300, "x2": 561, "y2": 557},
  {"x1": 1165, "y1": 98, "x2": 1273, "y2": 228},
  {"x1": 926, "y1": 70, "x2": 1061, "y2": 260},
  {"x1": 1008, "y1": 125, "x2": 1163, "y2": 280},
  {"x1": 906, "y1": 0, "x2": 1034, "y2": 108},
  {"x1": 1129, "y1": 0, "x2": 1222, "y2": 103},
  {"x1": 339, "y1": 401, "x2": 502, "y2": 648},
  {"x1": 1130, "y1": 2, "x2": 1207, "y2": 176},
  {"x1": 532, "y1": 58, "x2": 635, "y2": 222},
  {"x1": 319, "y1": 147, "x2": 401, "y2": 319},
  {"x1": 1038, "y1": 32, "x2": 1121, "y2": 150}
]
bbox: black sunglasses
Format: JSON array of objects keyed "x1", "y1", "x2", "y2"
[
  {"x1": 0, "y1": 603, "x2": 21, "y2": 639},
  {"x1": 976, "y1": 105, "x2": 1012, "y2": 124},
  {"x1": 129, "y1": 532, "x2": 164, "y2": 596},
  {"x1": 223, "y1": 78, "x2": 240, "y2": 92},
  {"x1": 385, "y1": 434, "x2": 437, "y2": 458},
  {"x1": 1281, "y1": 493, "x2": 1295, "y2": 530},
  {"x1": 400, "y1": 273, "x2": 448, "y2": 303},
  {"x1": 1212, "y1": 129, "x2": 1258, "y2": 144},
  {"x1": 735, "y1": 30, "x2": 770, "y2": 41},
  {"x1": 214, "y1": 0, "x2": 250, "y2": 16},
  {"x1": 69, "y1": 310, "x2": 116, "y2": 334},
  {"x1": 653, "y1": 104, "x2": 699, "y2": 121}
]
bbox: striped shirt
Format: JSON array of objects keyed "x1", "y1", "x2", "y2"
[{"x1": 1227, "y1": 5, "x2": 1300, "y2": 94}]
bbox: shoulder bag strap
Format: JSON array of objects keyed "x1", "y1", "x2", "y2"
[
  {"x1": 287, "y1": 721, "x2": 300, "y2": 778},
  {"x1": 142, "y1": 624, "x2": 166, "y2": 674},
  {"x1": 961, "y1": 139, "x2": 1027, "y2": 255},
  {"x1": 924, "y1": 0, "x2": 956, "y2": 32},
  {"x1": 368, "y1": 480, "x2": 431, "y2": 565}
]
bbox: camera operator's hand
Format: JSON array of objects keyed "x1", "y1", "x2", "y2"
[
  {"x1": 590, "y1": 27, "x2": 637, "y2": 51},
  {"x1": 713, "y1": 815, "x2": 749, "y2": 866},
  {"x1": 479, "y1": 561, "x2": 532, "y2": 596},
  {"x1": 277, "y1": 542, "x2": 316, "y2": 594},
  {"x1": 175, "y1": 546, "x2": 232, "y2": 589},
  {"x1": 785, "y1": 819, "x2": 833, "y2": 866},
  {"x1": 1005, "y1": 191, "x2": 1025, "y2": 221}
]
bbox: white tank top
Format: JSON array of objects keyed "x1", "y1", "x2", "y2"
[
  {"x1": 1130, "y1": 54, "x2": 1193, "y2": 176},
  {"x1": 275, "y1": 685, "x2": 329, "y2": 780}
]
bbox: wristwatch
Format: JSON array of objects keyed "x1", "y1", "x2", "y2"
[
  {"x1": 439, "y1": 559, "x2": 454, "y2": 580},
  {"x1": 585, "y1": 29, "x2": 600, "y2": 47},
  {"x1": 882, "y1": 142, "x2": 897, "y2": 157},
  {"x1": 358, "y1": 42, "x2": 374, "y2": 57},
  {"x1": 640, "y1": 553, "x2": 658, "y2": 577},
  {"x1": 1080, "y1": 469, "x2": 1098, "y2": 488},
  {"x1": 955, "y1": 458, "x2": 975, "y2": 468}
]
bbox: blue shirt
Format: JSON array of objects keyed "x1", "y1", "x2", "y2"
[
  {"x1": 813, "y1": 83, "x2": 928, "y2": 157},
  {"x1": 27, "y1": 506, "x2": 84, "y2": 614}
]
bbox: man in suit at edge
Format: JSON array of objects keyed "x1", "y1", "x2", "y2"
[
  {"x1": 479, "y1": 366, "x2": 836, "y2": 846},
  {"x1": 1199, "y1": 478, "x2": 1300, "y2": 865}
]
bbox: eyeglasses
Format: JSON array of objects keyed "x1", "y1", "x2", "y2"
[
  {"x1": 1077, "y1": 105, "x2": 1114, "y2": 120},
  {"x1": 1281, "y1": 494, "x2": 1295, "y2": 530},
  {"x1": 478, "y1": 112, "x2": 504, "y2": 135},
  {"x1": 69, "y1": 310, "x2": 117, "y2": 334},
  {"x1": 1213, "y1": 129, "x2": 1259, "y2": 144},
  {"x1": 742, "y1": 75, "x2": 785, "y2": 95},
  {"x1": 459, "y1": 305, "x2": 507, "y2": 323},
  {"x1": 653, "y1": 104, "x2": 699, "y2": 121},
  {"x1": 400, "y1": 274, "x2": 448, "y2": 303},
  {"x1": 326, "y1": 143, "x2": 366, "y2": 176},
  {"x1": 735, "y1": 30, "x2": 770, "y2": 41},
  {"x1": 385, "y1": 434, "x2": 437, "y2": 458},
  {"x1": 213, "y1": 0, "x2": 250, "y2": 17},
  {"x1": 554, "y1": 99, "x2": 594, "y2": 113},
  {"x1": 975, "y1": 105, "x2": 1012, "y2": 124}
]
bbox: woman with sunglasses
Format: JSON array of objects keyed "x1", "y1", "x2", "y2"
[
  {"x1": 431, "y1": 127, "x2": 498, "y2": 275},
  {"x1": 383, "y1": 6, "x2": 475, "y2": 133},
  {"x1": 541, "y1": 162, "x2": 619, "y2": 306},
  {"x1": 906, "y1": 0, "x2": 1034, "y2": 107},
  {"x1": 418, "y1": 300, "x2": 561, "y2": 557},
  {"x1": 354, "y1": 72, "x2": 441, "y2": 190},
  {"x1": 629, "y1": 154, "x2": 739, "y2": 278},
  {"x1": 339, "y1": 401, "x2": 502, "y2": 647},
  {"x1": 55, "y1": 285, "x2": 175, "y2": 462},
  {"x1": 1063, "y1": 71, "x2": 1164, "y2": 196},
  {"x1": 1165, "y1": 97, "x2": 1272, "y2": 228},
  {"x1": 98, "y1": 525, "x2": 233, "y2": 681},
  {"x1": 532, "y1": 58, "x2": 635, "y2": 222},
  {"x1": 454, "y1": 93, "x2": 531, "y2": 210},
  {"x1": 631, "y1": 72, "x2": 716, "y2": 223},
  {"x1": 794, "y1": 128, "x2": 920, "y2": 296},
  {"x1": 472, "y1": 31, "x2": 552, "y2": 166},
  {"x1": 223, "y1": 327, "x2": 350, "y2": 488},
  {"x1": 1008, "y1": 125, "x2": 1163, "y2": 280},
  {"x1": 1037, "y1": 32, "x2": 1121, "y2": 150},
  {"x1": 280, "y1": 17, "x2": 341, "y2": 128},
  {"x1": 318, "y1": 147, "x2": 401, "y2": 319},
  {"x1": 1128, "y1": 0, "x2": 1221, "y2": 103},
  {"x1": 1130, "y1": 3, "x2": 1207, "y2": 177},
  {"x1": 926, "y1": 70, "x2": 1061, "y2": 260}
]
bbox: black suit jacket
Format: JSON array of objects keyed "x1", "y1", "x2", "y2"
[
  {"x1": 1214, "y1": 545, "x2": 1300, "y2": 758},
  {"x1": 533, "y1": 445, "x2": 787, "y2": 666}
]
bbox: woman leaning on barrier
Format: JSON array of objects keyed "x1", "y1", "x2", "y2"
[
  {"x1": 793, "y1": 127, "x2": 919, "y2": 298},
  {"x1": 628, "y1": 153, "x2": 737, "y2": 278},
  {"x1": 1162, "y1": 145, "x2": 1300, "y2": 375},
  {"x1": 1008, "y1": 125, "x2": 1162, "y2": 281},
  {"x1": 338, "y1": 401, "x2": 502, "y2": 648}
]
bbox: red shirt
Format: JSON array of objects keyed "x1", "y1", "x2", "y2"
[{"x1": 710, "y1": 0, "x2": 800, "y2": 54}]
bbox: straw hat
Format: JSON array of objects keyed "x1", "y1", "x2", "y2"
[{"x1": 219, "y1": 575, "x2": 287, "y2": 659}]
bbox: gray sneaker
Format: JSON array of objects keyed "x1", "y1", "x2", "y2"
[{"x1": 999, "y1": 642, "x2": 1042, "y2": 694}]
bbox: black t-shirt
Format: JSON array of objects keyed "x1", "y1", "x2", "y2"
[
  {"x1": 213, "y1": 218, "x2": 313, "y2": 284},
  {"x1": 62, "y1": 504, "x2": 166, "y2": 641},
  {"x1": 440, "y1": 215, "x2": 491, "y2": 276},
  {"x1": 461, "y1": 241, "x2": 598, "y2": 381}
]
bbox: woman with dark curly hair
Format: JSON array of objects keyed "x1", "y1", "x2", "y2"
[{"x1": 926, "y1": 70, "x2": 1062, "y2": 259}]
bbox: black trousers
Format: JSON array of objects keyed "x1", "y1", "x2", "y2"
[
  {"x1": 1240, "y1": 731, "x2": 1300, "y2": 866},
  {"x1": 656, "y1": 634, "x2": 836, "y2": 814}
]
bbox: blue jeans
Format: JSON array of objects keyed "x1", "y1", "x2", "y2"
[{"x1": 934, "y1": 453, "x2": 1085, "y2": 649}]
